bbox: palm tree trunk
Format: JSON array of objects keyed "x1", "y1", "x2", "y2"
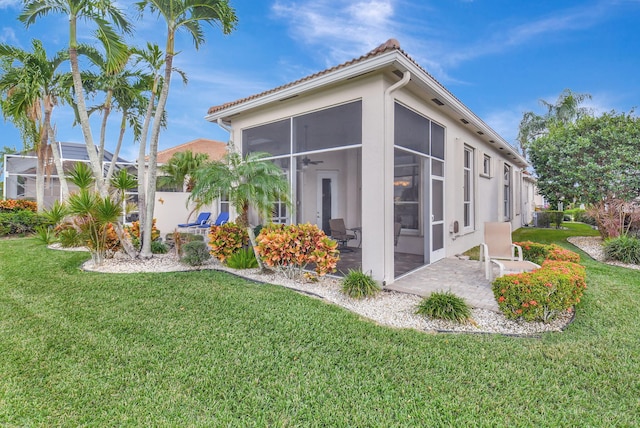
[
  {"x1": 47, "y1": 127, "x2": 69, "y2": 201},
  {"x1": 68, "y1": 16, "x2": 106, "y2": 196},
  {"x1": 141, "y1": 47, "x2": 174, "y2": 258},
  {"x1": 105, "y1": 112, "x2": 127, "y2": 183}
]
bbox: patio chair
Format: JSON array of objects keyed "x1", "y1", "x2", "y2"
[
  {"x1": 480, "y1": 222, "x2": 538, "y2": 280},
  {"x1": 329, "y1": 218, "x2": 357, "y2": 252},
  {"x1": 195, "y1": 211, "x2": 230, "y2": 233},
  {"x1": 177, "y1": 212, "x2": 211, "y2": 229}
]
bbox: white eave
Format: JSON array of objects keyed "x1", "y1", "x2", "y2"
[{"x1": 205, "y1": 49, "x2": 528, "y2": 168}]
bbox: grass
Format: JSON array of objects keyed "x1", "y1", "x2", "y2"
[{"x1": 1, "y1": 226, "x2": 639, "y2": 426}]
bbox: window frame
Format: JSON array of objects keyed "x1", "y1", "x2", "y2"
[{"x1": 463, "y1": 145, "x2": 474, "y2": 230}]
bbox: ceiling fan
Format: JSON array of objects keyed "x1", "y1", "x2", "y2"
[{"x1": 301, "y1": 156, "x2": 323, "y2": 167}]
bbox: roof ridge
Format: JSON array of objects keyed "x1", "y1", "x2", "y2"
[{"x1": 207, "y1": 39, "x2": 404, "y2": 115}]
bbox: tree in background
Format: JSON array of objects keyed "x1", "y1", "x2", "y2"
[
  {"x1": 517, "y1": 89, "x2": 592, "y2": 158},
  {"x1": 528, "y1": 111, "x2": 640, "y2": 238},
  {"x1": 0, "y1": 40, "x2": 70, "y2": 210},
  {"x1": 158, "y1": 150, "x2": 209, "y2": 192},
  {"x1": 135, "y1": 0, "x2": 237, "y2": 259}
]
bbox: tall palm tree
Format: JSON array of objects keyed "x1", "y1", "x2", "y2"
[
  {"x1": 190, "y1": 151, "x2": 291, "y2": 227},
  {"x1": 0, "y1": 40, "x2": 69, "y2": 211},
  {"x1": 135, "y1": 0, "x2": 237, "y2": 258},
  {"x1": 20, "y1": 0, "x2": 132, "y2": 196},
  {"x1": 130, "y1": 42, "x2": 183, "y2": 254}
]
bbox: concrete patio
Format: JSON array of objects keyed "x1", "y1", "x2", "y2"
[{"x1": 386, "y1": 257, "x2": 500, "y2": 311}]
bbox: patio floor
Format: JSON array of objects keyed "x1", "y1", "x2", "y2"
[{"x1": 335, "y1": 249, "x2": 499, "y2": 311}]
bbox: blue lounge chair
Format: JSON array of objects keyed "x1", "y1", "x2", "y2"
[
  {"x1": 177, "y1": 212, "x2": 211, "y2": 228},
  {"x1": 196, "y1": 212, "x2": 229, "y2": 232}
]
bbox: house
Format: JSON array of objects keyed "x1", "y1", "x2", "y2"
[
  {"x1": 218, "y1": 40, "x2": 532, "y2": 284},
  {"x1": 153, "y1": 138, "x2": 228, "y2": 235},
  {"x1": 2, "y1": 141, "x2": 133, "y2": 209}
]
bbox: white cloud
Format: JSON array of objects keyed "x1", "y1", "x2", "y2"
[
  {"x1": 272, "y1": 0, "x2": 398, "y2": 64},
  {"x1": 0, "y1": 0, "x2": 20, "y2": 8},
  {"x1": 0, "y1": 27, "x2": 18, "y2": 44}
]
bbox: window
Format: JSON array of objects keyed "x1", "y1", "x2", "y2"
[
  {"x1": 482, "y1": 154, "x2": 491, "y2": 177},
  {"x1": 16, "y1": 176, "x2": 26, "y2": 197},
  {"x1": 504, "y1": 164, "x2": 511, "y2": 220},
  {"x1": 243, "y1": 118, "x2": 291, "y2": 157},
  {"x1": 463, "y1": 146, "x2": 474, "y2": 228},
  {"x1": 293, "y1": 101, "x2": 362, "y2": 153},
  {"x1": 394, "y1": 150, "x2": 420, "y2": 230}
]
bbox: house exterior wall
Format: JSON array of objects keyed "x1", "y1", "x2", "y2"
[{"x1": 212, "y1": 69, "x2": 532, "y2": 284}]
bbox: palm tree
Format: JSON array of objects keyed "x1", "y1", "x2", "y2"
[
  {"x1": 0, "y1": 40, "x2": 69, "y2": 211},
  {"x1": 20, "y1": 0, "x2": 132, "y2": 196},
  {"x1": 135, "y1": 0, "x2": 237, "y2": 258},
  {"x1": 158, "y1": 150, "x2": 209, "y2": 192},
  {"x1": 190, "y1": 151, "x2": 291, "y2": 227},
  {"x1": 517, "y1": 89, "x2": 592, "y2": 158}
]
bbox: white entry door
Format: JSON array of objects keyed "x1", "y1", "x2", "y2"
[
  {"x1": 316, "y1": 171, "x2": 338, "y2": 235},
  {"x1": 430, "y1": 159, "x2": 445, "y2": 262}
]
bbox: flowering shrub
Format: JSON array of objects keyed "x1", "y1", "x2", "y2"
[
  {"x1": 125, "y1": 219, "x2": 160, "y2": 242},
  {"x1": 515, "y1": 241, "x2": 580, "y2": 265},
  {"x1": 0, "y1": 199, "x2": 38, "y2": 212},
  {"x1": 492, "y1": 260, "x2": 586, "y2": 322},
  {"x1": 207, "y1": 222, "x2": 249, "y2": 262},
  {"x1": 256, "y1": 223, "x2": 340, "y2": 278}
]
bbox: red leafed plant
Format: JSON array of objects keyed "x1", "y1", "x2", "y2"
[
  {"x1": 256, "y1": 223, "x2": 340, "y2": 278},
  {"x1": 207, "y1": 222, "x2": 249, "y2": 262}
]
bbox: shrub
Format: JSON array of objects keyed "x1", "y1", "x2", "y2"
[
  {"x1": 181, "y1": 241, "x2": 212, "y2": 266},
  {"x1": 0, "y1": 199, "x2": 38, "y2": 212},
  {"x1": 416, "y1": 291, "x2": 471, "y2": 323},
  {"x1": 34, "y1": 225, "x2": 55, "y2": 245},
  {"x1": 341, "y1": 269, "x2": 380, "y2": 299},
  {"x1": 604, "y1": 235, "x2": 640, "y2": 265},
  {"x1": 515, "y1": 241, "x2": 580, "y2": 265},
  {"x1": 151, "y1": 241, "x2": 169, "y2": 254},
  {"x1": 0, "y1": 209, "x2": 48, "y2": 236},
  {"x1": 492, "y1": 260, "x2": 586, "y2": 322},
  {"x1": 125, "y1": 219, "x2": 160, "y2": 242},
  {"x1": 208, "y1": 222, "x2": 249, "y2": 262},
  {"x1": 57, "y1": 227, "x2": 83, "y2": 248},
  {"x1": 226, "y1": 247, "x2": 259, "y2": 269},
  {"x1": 256, "y1": 223, "x2": 340, "y2": 278}
]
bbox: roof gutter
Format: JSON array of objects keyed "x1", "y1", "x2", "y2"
[{"x1": 383, "y1": 70, "x2": 411, "y2": 285}]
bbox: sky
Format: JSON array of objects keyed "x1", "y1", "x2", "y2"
[{"x1": 0, "y1": 0, "x2": 639, "y2": 162}]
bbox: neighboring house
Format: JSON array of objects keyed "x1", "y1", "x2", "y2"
[
  {"x1": 2, "y1": 141, "x2": 133, "y2": 209},
  {"x1": 205, "y1": 38, "x2": 533, "y2": 285},
  {"x1": 153, "y1": 138, "x2": 228, "y2": 235}
]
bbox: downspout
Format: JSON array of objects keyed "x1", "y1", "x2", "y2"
[{"x1": 382, "y1": 70, "x2": 410, "y2": 285}]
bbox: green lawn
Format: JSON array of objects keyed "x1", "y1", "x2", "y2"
[{"x1": 1, "y1": 225, "x2": 639, "y2": 426}]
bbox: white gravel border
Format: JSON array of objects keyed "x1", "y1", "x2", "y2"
[{"x1": 70, "y1": 244, "x2": 591, "y2": 336}]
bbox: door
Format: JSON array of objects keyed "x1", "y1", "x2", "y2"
[
  {"x1": 430, "y1": 159, "x2": 445, "y2": 262},
  {"x1": 317, "y1": 171, "x2": 338, "y2": 235}
]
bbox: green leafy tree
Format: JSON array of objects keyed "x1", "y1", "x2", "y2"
[
  {"x1": 517, "y1": 89, "x2": 592, "y2": 157},
  {"x1": 135, "y1": 0, "x2": 237, "y2": 258},
  {"x1": 528, "y1": 111, "x2": 640, "y2": 237}
]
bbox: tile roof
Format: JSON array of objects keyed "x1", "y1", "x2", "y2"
[
  {"x1": 207, "y1": 38, "x2": 412, "y2": 115},
  {"x1": 156, "y1": 138, "x2": 227, "y2": 164}
]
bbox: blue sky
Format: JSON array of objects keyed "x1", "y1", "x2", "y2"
[{"x1": 1, "y1": 0, "x2": 639, "y2": 162}]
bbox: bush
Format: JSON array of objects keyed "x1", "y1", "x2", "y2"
[
  {"x1": 604, "y1": 235, "x2": 640, "y2": 265},
  {"x1": 151, "y1": 240, "x2": 169, "y2": 254},
  {"x1": 515, "y1": 241, "x2": 580, "y2": 265},
  {"x1": 256, "y1": 223, "x2": 340, "y2": 278},
  {"x1": 0, "y1": 209, "x2": 48, "y2": 236},
  {"x1": 492, "y1": 260, "x2": 586, "y2": 322},
  {"x1": 416, "y1": 291, "x2": 471, "y2": 323},
  {"x1": 125, "y1": 219, "x2": 160, "y2": 242},
  {"x1": 208, "y1": 222, "x2": 249, "y2": 262},
  {"x1": 341, "y1": 269, "x2": 380, "y2": 299},
  {"x1": 0, "y1": 199, "x2": 38, "y2": 212},
  {"x1": 34, "y1": 225, "x2": 55, "y2": 245},
  {"x1": 226, "y1": 247, "x2": 259, "y2": 269},
  {"x1": 181, "y1": 241, "x2": 212, "y2": 266},
  {"x1": 57, "y1": 227, "x2": 83, "y2": 248}
]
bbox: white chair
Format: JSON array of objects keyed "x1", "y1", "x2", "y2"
[{"x1": 480, "y1": 222, "x2": 539, "y2": 280}]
